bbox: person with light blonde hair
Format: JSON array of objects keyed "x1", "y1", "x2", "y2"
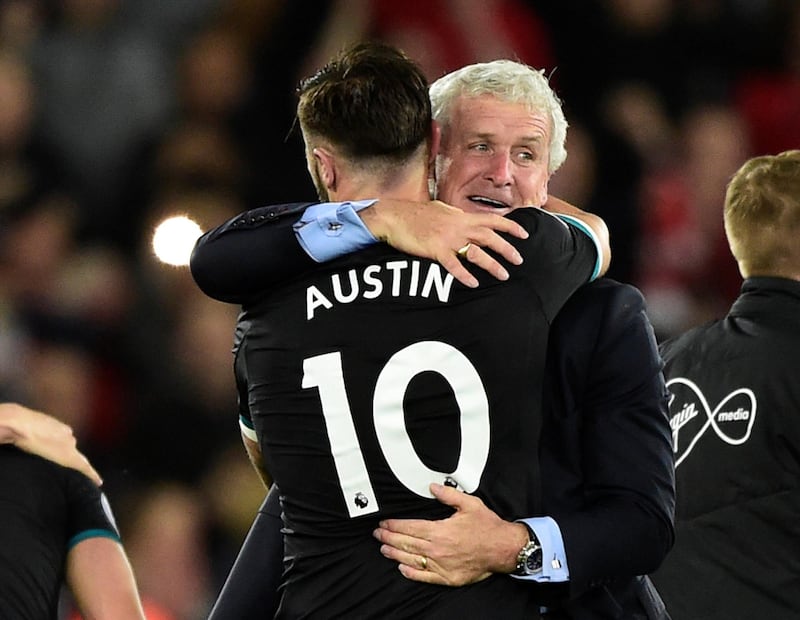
[
  {"x1": 723, "y1": 149, "x2": 800, "y2": 280},
  {"x1": 653, "y1": 149, "x2": 800, "y2": 619}
]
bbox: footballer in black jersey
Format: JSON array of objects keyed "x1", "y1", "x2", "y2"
[{"x1": 234, "y1": 206, "x2": 598, "y2": 618}]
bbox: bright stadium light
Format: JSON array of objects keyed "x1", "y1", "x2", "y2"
[{"x1": 152, "y1": 215, "x2": 203, "y2": 266}]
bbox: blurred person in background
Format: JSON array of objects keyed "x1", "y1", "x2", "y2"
[
  {"x1": 25, "y1": 0, "x2": 224, "y2": 251},
  {"x1": 121, "y1": 22, "x2": 255, "y2": 253},
  {"x1": 115, "y1": 190, "x2": 264, "y2": 616},
  {"x1": 26, "y1": 0, "x2": 170, "y2": 249},
  {"x1": 651, "y1": 149, "x2": 800, "y2": 619},
  {"x1": 120, "y1": 190, "x2": 245, "y2": 488},
  {"x1": 298, "y1": 0, "x2": 555, "y2": 82},
  {"x1": 0, "y1": 49, "x2": 67, "y2": 216},
  {"x1": 634, "y1": 102, "x2": 749, "y2": 339},
  {"x1": 734, "y1": 0, "x2": 800, "y2": 157},
  {"x1": 0, "y1": 176, "x2": 143, "y2": 482},
  {"x1": 546, "y1": 117, "x2": 642, "y2": 284},
  {"x1": 120, "y1": 482, "x2": 214, "y2": 620}
]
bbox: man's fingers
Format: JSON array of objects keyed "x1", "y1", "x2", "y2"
[
  {"x1": 374, "y1": 520, "x2": 430, "y2": 545},
  {"x1": 464, "y1": 225, "x2": 523, "y2": 266},
  {"x1": 380, "y1": 545, "x2": 447, "y2": 585},
  {"x1": 474, "y1": 232, "x2": 523, "y2": 266},
  {"x1": 379, "y1": 543, "x2": 424, "y2": 566},
  {"x1": 50, "y1": 448, "x2": 103, "y2": 486},
  {"x1": 445, "y1": 233, "x2": 518, "y2": 284},
  {"x1": 397, "y1": 564, "x2": 446, "y2": 585},
  {"x1": 438, "y1": 255, "x2": 479, "y2": 288},
  {"x1": 465, "y1": 247, "x2": 510, "y2": 281},
  {"x1": 75, "y1": 454, "x2": 103, "y2": 486},
  {"x1": 480, "y1": 215, "x2": 528, "y2": 240}
]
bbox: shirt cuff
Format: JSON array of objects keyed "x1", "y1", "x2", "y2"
[
  {"x1": 513, "y1": 516, "x2": 570, "y2": 582},
  {"x1": 293, "y1": 200, "x2": 378, "y2": 262}
]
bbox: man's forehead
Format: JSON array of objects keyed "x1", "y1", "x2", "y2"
[
  {"x1": 450, "y1": 94, "x2": 550, "y2": 138},
  {"x1": 462, "y1": 129, "x2": 546, "y2": 145}
]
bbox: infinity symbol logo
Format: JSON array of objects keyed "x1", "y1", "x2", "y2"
[{"x1": 666, "y1": 377, "x2": 757, "y2": 468}]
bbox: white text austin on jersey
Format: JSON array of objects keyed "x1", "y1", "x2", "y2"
[{"x1": 306, "y1": 260, "x2": 456, "y2": 320}]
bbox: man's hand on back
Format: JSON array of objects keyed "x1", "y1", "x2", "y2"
[
  {"x1": 360, "y1": 200, "x2": 528, "y2": 288},
  {"x1": 373, "y1": 482, "x2": 528, "y2": 586}
]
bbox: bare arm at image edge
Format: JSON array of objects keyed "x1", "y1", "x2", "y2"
[{"x1": 66, "y1": 536, "x2": 146, "y2": 620}]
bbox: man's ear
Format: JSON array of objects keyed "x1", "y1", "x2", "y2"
[
  {"x1": 429, "y1": 120, "x2": 441, "y2": 167},
  {"x1": 313, "y1": 147, "x2": 337, "y2": 192},
  {"x1": 427, "y1": 121, "x2": 442, "y2": 198}
]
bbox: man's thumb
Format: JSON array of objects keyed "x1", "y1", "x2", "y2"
[{"x1": 430, "y1": 482, "x2": 467, "y2": 508}]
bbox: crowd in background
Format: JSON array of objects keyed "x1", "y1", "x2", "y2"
[{"x1": 0, "y1": 0, "x2": 798, "y2": 618}]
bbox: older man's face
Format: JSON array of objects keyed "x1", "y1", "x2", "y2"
[{"x1": 434, "y1": 94, "x2": 552, "y2": 213}]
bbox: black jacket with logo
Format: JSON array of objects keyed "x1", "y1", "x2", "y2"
[{"x1": 652, "y1": 277, "x2": 800, "y2": 619}]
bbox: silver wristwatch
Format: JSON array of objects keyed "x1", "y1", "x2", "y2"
[{"x1": 513, "y1": 524, "x2": 543, "y2": 576}]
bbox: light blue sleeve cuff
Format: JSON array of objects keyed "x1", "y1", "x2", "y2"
[
  {"x1": 555, "y1": 214, "x2": 603, "y2": 281},
  {"x1": 293, "y1": 200, "x2": 379, "y2": 262},
  {"x1": 513, "y1": 516, "x2": 570, "y2": 583}
]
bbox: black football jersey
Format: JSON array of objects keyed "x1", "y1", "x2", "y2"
[{"x1": 235, "y1": 207, "x2": 597, "y2": 618}]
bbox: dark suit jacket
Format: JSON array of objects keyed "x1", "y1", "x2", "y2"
[{"x1": 534, "y1": 279, "x2": 674, "y2": 618}]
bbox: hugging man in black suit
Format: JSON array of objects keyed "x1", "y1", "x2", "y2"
[{"x1": 193, "y1": 58, "x2": 675, "y2": 619}]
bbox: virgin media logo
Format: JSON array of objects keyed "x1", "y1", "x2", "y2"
[{"x1": 666, "y1": 377, "x2": 757, "y2": 468}]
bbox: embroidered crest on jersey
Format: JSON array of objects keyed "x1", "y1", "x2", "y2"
[{"x1": 666, "y1": 377, "x2": 757, "y2": 467}]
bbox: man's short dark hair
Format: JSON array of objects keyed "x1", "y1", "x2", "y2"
[{"x1": 297, "y1": 41, "x2": 431, "y2": 163}]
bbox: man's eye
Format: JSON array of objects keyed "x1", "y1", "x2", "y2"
[{"x1": 470, "y1": 143, "x2": 490, "y2": 152}]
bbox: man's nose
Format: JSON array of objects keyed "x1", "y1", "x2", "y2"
[{"x1": 484, "y1": 152, "x2": 513, "y2": 185}]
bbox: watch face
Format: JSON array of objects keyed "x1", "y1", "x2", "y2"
[{"x1": 525, "y1": 550, "x2": 542, "y2": 573}]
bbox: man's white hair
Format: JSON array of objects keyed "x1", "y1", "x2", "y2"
[{"x1": 429, "y1": 60, "x2": 568, "y2": 174}]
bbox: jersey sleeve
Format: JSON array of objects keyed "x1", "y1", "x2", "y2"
[
  {"x1": 233, "y1": 319, "x2": 256, "y2": 440},
  {"x1": 63, "y1": 469, "x2": 120, "y2": 549},
  {"x1": 190, "y1": 201, "x2": 318, "y2": 303},
  {"x1": 552, "y1": 214, "x2": 604, "y2": 281},
  {"x1": 509, "y1": 208, "x2": 600, "y2": 322}
]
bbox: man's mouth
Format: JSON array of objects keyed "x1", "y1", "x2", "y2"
[{"x1": 468, "y1": 196, "x2": 510, "y2": 209}]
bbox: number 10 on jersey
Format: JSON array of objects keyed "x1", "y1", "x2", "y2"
[{"x1": 303, "y1": 341, "x2": 491, "y2": 518}]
